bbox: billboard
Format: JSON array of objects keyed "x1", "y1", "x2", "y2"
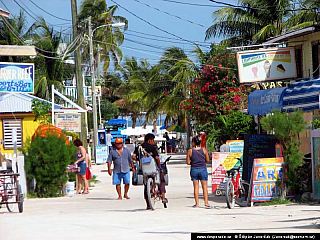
[
  {"x1": 237, "y1": 48, "x2": 296, "y2": 83},
  {"x1": 0, "y1": 62, "x2": 34, "y2": 93}
]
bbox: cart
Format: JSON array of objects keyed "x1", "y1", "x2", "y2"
[{"x1": 0, "y1": 171, "x2": 24, "y2": 213}]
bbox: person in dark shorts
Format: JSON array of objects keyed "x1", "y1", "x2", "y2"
[
  {"x1": 186, "y1": 137, "x2": 211, "y2": 209},
  {"x1": 133, "y1": 133, "x2": 168, "y2": 210}
]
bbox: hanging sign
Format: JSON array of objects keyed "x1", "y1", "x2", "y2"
[
  {"x1": 0, "y1": 62, "x2": 34, "y2": 93},
  {"x1": 55, "y1": 113, "x2": 81, "y2": 132},
  {"x1": 237, "y1": 48, "x2": 296, "y2": 83}
]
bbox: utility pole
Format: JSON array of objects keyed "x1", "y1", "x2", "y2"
[
  {"x1": 97, "y1": 45, "x2": 102, "y2": 127},
  {"x1": 71, "y1": 0, "x2": 87, "y2": 149},
  {"x1": 88, "y1": 16, "x2": 98, "y2": 162}
]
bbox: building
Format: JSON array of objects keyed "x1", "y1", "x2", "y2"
[{"x1": 0, "y1": 93, "x2": 63, "y2": 155}]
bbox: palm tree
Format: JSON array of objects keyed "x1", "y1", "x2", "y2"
[
  {"x1": 205, "y1": 0, "x2": 291, "y2": 46},
  {"x1": 78, "y1": 0, "x2": 128, "y2": 71}
]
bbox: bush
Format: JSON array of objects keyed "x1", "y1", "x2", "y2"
[{"x1": 22, "y1": 133, "x2": 77, "y2": 197}]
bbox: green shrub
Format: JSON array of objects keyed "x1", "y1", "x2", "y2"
[{"x1": 22, "y1": 133, "x2": 77, "y2": 197}]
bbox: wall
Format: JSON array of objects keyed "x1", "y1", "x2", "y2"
[
  {"x1": 288, "y1": 32, "x2": 320, "y2": 78},
  {"x1": 0, "y1": 115, "x2": 40, "y2": 155}
]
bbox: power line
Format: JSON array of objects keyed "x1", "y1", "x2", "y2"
[
  {"x1": 110, "y1": 0, "x2": 210, "y2": 49},
  {"x1": 0, "y1": 0, "x2": 9, "y2": 11},
  {"x1": 132, "y1": 0, "x2": 208, "y2": 28},
  {"x1": 157, "y1": 0, "x2": 225, "y2": 8},
  {"x1": 27, "y1": 0, "x2": 71, "y2": 22}
]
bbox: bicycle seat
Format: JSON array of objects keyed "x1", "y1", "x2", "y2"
[{"x1": 226, "y1": 167, "x2": 240, "y2": 175}]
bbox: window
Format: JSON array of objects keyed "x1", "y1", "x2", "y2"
[
  {"x1": 312, "y1": 42, "x2": 320, "y2": 77},
  {"x1": 2, "y1": 119, "x2": 23, "y2": 149},
  {"x1": 295, "y1": 45, "x2": 303, "y2": 78}
]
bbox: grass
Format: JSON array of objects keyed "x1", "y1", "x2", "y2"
[{"x1": 259, "y1": 198, "x2": 292, "y2": 206}]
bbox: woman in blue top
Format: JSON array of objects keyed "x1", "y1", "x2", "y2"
[{"x1": 186, "y1": 137, "x2": 211, "y2": 209}]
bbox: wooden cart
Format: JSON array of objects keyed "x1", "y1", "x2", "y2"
[{"x1": 0, "y1": 172, "x2": 24, "y2": 213}]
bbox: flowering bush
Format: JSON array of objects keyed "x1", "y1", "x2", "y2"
[{"x1": 180, "y1": 46, "x2": 248, "y2": 122}]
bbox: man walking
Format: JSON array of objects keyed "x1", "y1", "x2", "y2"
[
  {"x1": 107, "y1": 138, "x2": 135, "y2": 200},
  {"x1": 106, "y1": 129, "x2": 113, "y2": 153}
]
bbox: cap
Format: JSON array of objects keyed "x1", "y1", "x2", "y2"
[{"x1": 115, "y1": 137, "x2": 123, "y2": 144}]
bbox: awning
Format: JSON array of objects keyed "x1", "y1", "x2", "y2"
[
  {"x1": 107, "y1": 118, "x2": 127, "y2": 125},
  {"x1": 283, "y1": 76, "x2": 320, "y2": 112},
  {"x1": 248, "y1": 87, "x2": 286, "y2": 115}
]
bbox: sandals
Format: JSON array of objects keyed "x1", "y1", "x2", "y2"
[{"x1": 162, "y1": 198, "x2": 168, "y2": 204}]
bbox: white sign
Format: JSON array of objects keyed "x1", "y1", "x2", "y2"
[
  {"x1": 237, "y1": 48, "x2": 296, "y2": 83},
  {"x1": 88, "y1": 86, "x2": 102, "y2": 96},
  {"x1": 55, "y1": 113, "x2": 81, "y2": 132}
]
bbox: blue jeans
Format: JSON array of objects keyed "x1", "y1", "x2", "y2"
[
  {"x1": 113, "y1": 172, "x2": 130, "y2": 185},
  {"x1": 190, "y1": 168, "x2": 208, "y2": 181}
]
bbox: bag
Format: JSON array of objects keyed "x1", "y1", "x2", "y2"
[
  {"x1": 139, "y1": 146, "x2": 157, "y2": 176},
  {"x1": 86, "y1": 167, "x2": 91, "y2": 180},
  {"x1": 141, "y1": 156, "x2": 153, "y2": 164}
]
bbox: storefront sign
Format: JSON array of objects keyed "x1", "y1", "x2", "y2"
[
  {"x1": 237, "y1": 48, "x2": 296, "y2": 83},
  {"x1": 55, "y1": 113, "x2": 81, "y2": 132},
  {"x1": 211, "y1": 152, "x2": 242, "y2": 195},
  {"x1": 251, "y1": 157, "x2": 283, "y2": 202},
  {"x1": 0, "y1": 62, "x2": 34, "y2": 93}
]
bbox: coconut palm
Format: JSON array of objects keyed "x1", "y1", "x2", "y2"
[
  {"x1": 205, "y1": 0, "x2": 291, "y2": 46},
  {"x1": 78, "y1": 0, "x2": 128, "y2": 71}
]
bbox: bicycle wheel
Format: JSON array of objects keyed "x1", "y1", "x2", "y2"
[
  {"x1": 5, "y1": 182, "x2": 16, "y2": 212},
  {"x1": 226, "y1": 179, "x2": 235, "y2": 209},
  {"x1": 146, "y1": 178, "x2": 156, "y2": 210},
  {"x1": 18, "y1": 184, "x2": 23, "y2": 213}
]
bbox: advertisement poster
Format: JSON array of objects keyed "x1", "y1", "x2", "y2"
[
  {"x1": 237, "y1": 48, "x2": 296, "y2": 83},
  {"x1": 251, "y1": 157, "x2": 284, "y2": 202},
  {"x1": 0, "y1": 62, "x2": 34, "y2": 93},
  {"x1": 212, "y1": 152, "x2": 242, "y2": 195},
  {"x1": 55, "y1": 113, "x2": 81, "y2": 132},
  {"x1": 226, "y1": 140, "x2": 244, "y2": 153},
  {"x1": 311, "y1": 132, "x2": 320, "y2": 199},
  {"x1": 96, "y1": 145, "x2": 108, "y2": 164}
]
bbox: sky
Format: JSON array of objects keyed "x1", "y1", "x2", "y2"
[{"x1": 1, "y1": 0, "x2": 236, "y2": 68}]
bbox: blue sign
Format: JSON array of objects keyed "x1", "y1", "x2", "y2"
[
  {"x1": 95, "y1": 145, "x2": 108, "y2": 164},
  {"x1": 0, "y1": 62, "x2": 34, "y2": 93}
]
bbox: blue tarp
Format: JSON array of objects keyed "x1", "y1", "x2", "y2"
[
  {"x1": 107, "y1": 119, "x2": 127, "y2": 125},
  {"x1": 248, "y1": 87, "x2": 286, "y2": 115},
  {"x1": 283, "y1": 76, "x2": 320, "y2": 112}
]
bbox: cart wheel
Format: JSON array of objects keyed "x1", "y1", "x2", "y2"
[
  {"x1": 5, "y1": 182, "x2": 16, "y2": 212},
  {"x1": 18, "y1": 184, "x2": 23, "y2": 213}
]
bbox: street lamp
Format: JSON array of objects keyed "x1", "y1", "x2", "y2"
[{"x1": 88, "y1": 16, "x2": 125, "y2": 162}]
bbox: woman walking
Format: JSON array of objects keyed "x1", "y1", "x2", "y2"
[
  {"x1": 186, "y1": 137, "x2": 211, "y2": 209},
  {"x1": 74, "y1": 139, "x2": 89, "y2": 194}
]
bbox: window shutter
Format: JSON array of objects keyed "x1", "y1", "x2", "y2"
[{"x1": 3, "y1": 119, "x2": 22, "y2": 149}]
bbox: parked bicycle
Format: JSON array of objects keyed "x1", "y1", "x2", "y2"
[
  {"x1": 225, "y1": 158, "x2": 250, "y2": 209},
  {"x1": 0, "y1": 170, "x2": 23, "y2": 213},
  {"x1": 144, "y1": 157, "x2": 171, "y2": 210}
]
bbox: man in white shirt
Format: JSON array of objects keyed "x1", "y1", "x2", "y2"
[
  {"x1": 220, "y1": 137, "x2": 230, "y2": 152},
  {"x1": 106, "y1": 129, "x2": 113, "y2": 153}
]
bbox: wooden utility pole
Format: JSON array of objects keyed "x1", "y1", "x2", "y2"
[{"x1": 71, "y1": 0, "x2": 87, "y2": 148}]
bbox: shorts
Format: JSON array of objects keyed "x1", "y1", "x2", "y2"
[
  {"x1": 113, "y1": 172, "x2": 130, "y2": 185},
  {"x1": 77, "y1": 161, "x2": 86, "y2": 175},
  {"x1": 190, "y1": 168, "x2": 208, "y2": 181}
]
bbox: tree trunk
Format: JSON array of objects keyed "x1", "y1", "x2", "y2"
[
  {"x1": 132, "y1": 114, "x2": 137, "y2": 129},
  {"x1": 153, "y1": 117, "x2": 157, "y2": 133}
]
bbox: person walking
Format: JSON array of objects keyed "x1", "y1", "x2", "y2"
[
  {"x1": 73, "y1": 139, "x2": 89, "y2": 194},
  {"x1": 107, "y1": 138, "x2": 135, "y2": 200},
  {"x1": 186, "y1": 137, "x2": 211, "y2": 209},
  {"x1": 220, "y1": 136, "x2": 230, "y2": 152}
]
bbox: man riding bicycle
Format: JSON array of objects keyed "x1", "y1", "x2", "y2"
[{"x1": 133, "y1": 133, "x2": 168, "y2": 210}]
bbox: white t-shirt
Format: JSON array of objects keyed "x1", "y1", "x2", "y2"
[
  {"x1": 106, "y1": 133, "x2": 113, "y2": 146},
  {"x1": 220, "y1": 144, "x2": 230, "y2": 152}
]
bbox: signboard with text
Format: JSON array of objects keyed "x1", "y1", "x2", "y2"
[
  {"x1": 226, "y1": 140, "x2": 244, "y2": 153},
  {"x1": 0, "y1": 62, "x2": 34, "y2": 93},
  {"x1": 237, "y1": 48, "x2": 296, "y2": 83},
  {"x1": 211, "y1": 152, "x2": 243, "y2": 195},
  {"x1": 251, "y1": 157, "x2": 283, "y2": 202},
  {"x1": 55, "y1": 113, "x2": 81, "y2": 132},
  {"x1": 96, "y1": 145, "x2": 108, "y2": 164}
]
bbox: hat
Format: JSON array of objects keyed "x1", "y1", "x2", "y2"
[{"x1": 115, "y1": 138, "x2": 123, "y2": 144}]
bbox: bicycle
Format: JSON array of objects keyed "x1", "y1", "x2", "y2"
[
  {"x1": 225, "y1": 158, "x2": 250, "y2": 209},
  {"x1": 145, "y1": 157, "x2": 170, "y2": 210},
  {"x1": 0, "y1": 170, "x2": 23, "y2": 213}
]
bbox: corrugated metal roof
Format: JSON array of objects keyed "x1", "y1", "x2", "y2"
[{"x1": 0, "y1": 93, "x2": 63, "y2": 113}]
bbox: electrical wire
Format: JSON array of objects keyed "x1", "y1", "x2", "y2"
[
  {"x1": 156, "y1": 0, "x2": 225, "y2": 8},
  {"x1": 27, "y1": 0, "x2": 71, "y2": 22},
  {"x1": 132, "y1": 0, "x2": 208, "y2": 28},
  {"x1": 110, "y1": 0, "x2": 210, "y2": 49}
]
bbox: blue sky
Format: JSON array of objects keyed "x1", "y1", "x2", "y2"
[{"x1": 1, "y1": 0, "x2": 236, "y2": 67}]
